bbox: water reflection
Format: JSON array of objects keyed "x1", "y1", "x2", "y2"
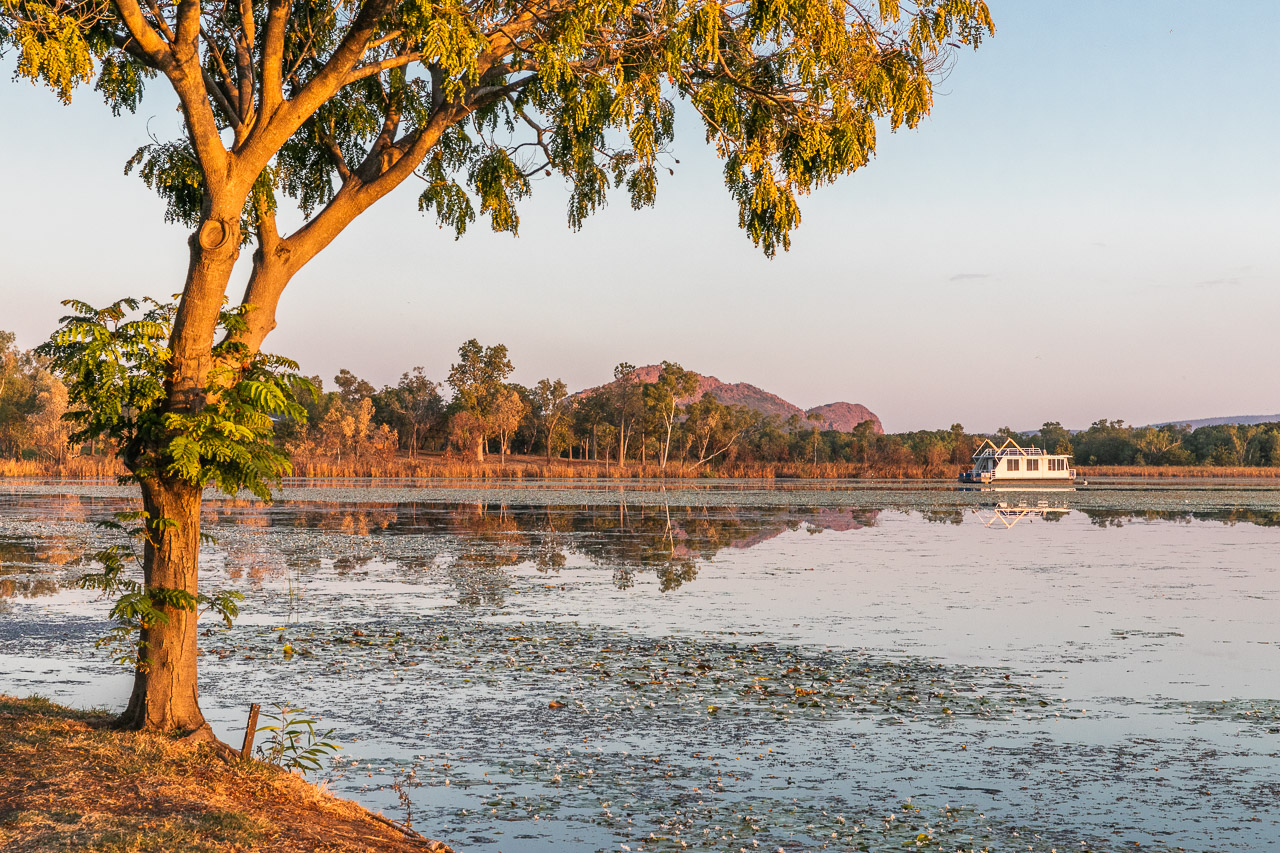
[
  {"x1": 11, "y1": 496, "x2": 1280, "y2": 602},
  {"x1": 973, "y1": 504, "x2": 1070, "y2": 529}
]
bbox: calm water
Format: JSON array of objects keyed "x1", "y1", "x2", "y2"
[{"x1": 2, "y1": 481, "x2": 1278, "y2": 852}]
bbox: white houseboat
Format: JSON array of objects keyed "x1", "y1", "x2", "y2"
[{"x1": 959, "y1": 438, "x2": 1076, "y2": 484}]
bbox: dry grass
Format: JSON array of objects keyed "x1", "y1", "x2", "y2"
[
  {"x1": 1079, "y1": 465, "x2": 1280, "y2": 479},
  {"x1": 0, "y1": 457, "x2": 125, "y2": 479},
  {"x1": 0, "y1": 695, "x2": 451, "y2": 853},
  {"x1": 288, "y1": 452, "x2": 966, "y2": 480}
]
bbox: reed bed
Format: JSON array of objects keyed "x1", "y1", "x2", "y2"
[
  {"x1": 0, "y1": 457, "x2": 125, "y2": 479},
  {"x1": 1078, "y1": 465, "x2": 1280, "y2": 479},
  {"x1": 287, "y1": 454, "x2": 968, "y2": 480}
]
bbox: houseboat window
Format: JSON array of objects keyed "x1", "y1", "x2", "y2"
[
  {"x1": 1048, "y1": 458, "x2": 1066, "y2": 471},
  {"x1": 1026, "y1": 459, "x2": 1040, "y2": 472},
  {"x1": 1006, "y1": 459, "x2": 1020, "y2": 471}
]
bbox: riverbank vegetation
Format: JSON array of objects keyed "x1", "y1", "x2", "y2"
[
  {"x1": 0, "y1": 695, "x2": 449, "y2": 852},
  {"x1": 4, "y1": 331, "x2": 1280, "y2": 480}
]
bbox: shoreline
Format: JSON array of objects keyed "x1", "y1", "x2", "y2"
[
  {"x1": 0, "y1": 695, "x2": 452, "y2": 853},
  {"x1": 3, "y1": 456, "x2": 1280, "y2": 482}
]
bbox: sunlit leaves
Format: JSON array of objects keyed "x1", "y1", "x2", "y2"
[
  {"x1": 3, "y1": 0, "x2": 993, "y2": 255},
  {"x1": 38, "y1": 298, "x2": 310, "y2": 501},
  {"x1": 469, "y1": 147, "x2": 529, "y2": 234},
  {"x1": 4, "y1": 1, "x2": 98, "y2": 103},
  {"x1": 125, "y1": 142, "x2": 204, "y2": 228}
]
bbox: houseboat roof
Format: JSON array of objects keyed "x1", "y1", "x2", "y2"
[{"x1": 972, "y1": 437, "x2": 1071, "y2": 460}]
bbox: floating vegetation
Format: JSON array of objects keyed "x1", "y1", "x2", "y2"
[
  {"x1": 209, "y1": 617, "x2": 1075, "y2": 730},
  {"x1": 1157, "y1": 698, "x2": 1280, "y2": 735}
]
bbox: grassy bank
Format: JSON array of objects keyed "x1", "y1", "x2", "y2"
[
  {"x1": 1078, "y1": 465, "x2": 1280, "y2": 479},
  {"x1": 6, "y1": 454, "x2": 1280, "y2": 481},
  {"x1": 0, "y1": 696, "x2": 450, "y2": 853}
]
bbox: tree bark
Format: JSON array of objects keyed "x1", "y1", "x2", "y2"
[{"x1": 119, "y1": 475, "x2": 206, "y2": 733}]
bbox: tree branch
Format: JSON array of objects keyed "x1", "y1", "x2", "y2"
[
  {"x1": 259, "y1": 0, "x2": 292, "y2": 117},
  {"x1": 113, "y1": 0, "x2": 174, "y2": 67}
]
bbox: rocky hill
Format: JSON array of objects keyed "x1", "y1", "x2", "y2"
[
  {"x1": 580, "y1": 366, "x2": 883, "y2": 434},
  {"x1": 805, "y1": 401, "x2": 883, "y2": 433}
]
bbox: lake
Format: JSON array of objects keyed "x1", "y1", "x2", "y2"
[{"x1": 2, "y1": 479, "x2": 1278, "y2": 851}]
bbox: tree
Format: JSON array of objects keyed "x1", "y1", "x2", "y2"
[
  {"x1": 610, "y1": 362, "x2": 641, "y2": 465},
  {"x1": 684, "y1": 394, "x2": 750, "y2": 468},
  {"x1": 385, "y1": 367, "x2": 443, "y2": 457},
  {"x1": 644, "y1": 361, "x2": 698, "y2": 469},
  {"x1": 531, "y1": 378, "x2": 570, "y2": 462},
  {"x1": 333, "y1": 369, "x2": 376, "y2": 405},
  {"x1": 3, "y1": 0, "x2": 993, "y2": 734},
  {"x1": 490, "y1": 385, "x2": 528, "y2": 456},
  {"x1": 28, "y1": 370, "x2": 74, "y2": 463},
  {"x1": 806, "y1": 411, "x2": 823, "y2": 465},
  {"x1": 0, "y1": 331, "x2": 40, "y2": 457},
  {"x1": 447, "y1": 339, "x2": 513, "y2": 461},
  {"x1": 0, "y1": 330, "x2": 19, "y2": 402}
]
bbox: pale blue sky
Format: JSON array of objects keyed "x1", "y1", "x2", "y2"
[{"x1": 2, "y1": 1, "x2": 1277, "y2": 432}]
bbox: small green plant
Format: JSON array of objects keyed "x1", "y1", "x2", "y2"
[
  {"x1": 78, "y1": 510, "x2": 241, "y2": 671},
  {"x1": 255, "y1": 705, "x2": 341, "y2": 775}
]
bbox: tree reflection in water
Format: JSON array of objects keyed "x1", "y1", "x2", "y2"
[{"x1": 9, "y1": 500, "x2": 1280, "y2": 604}]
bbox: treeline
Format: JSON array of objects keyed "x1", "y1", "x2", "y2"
[
  {"x1": 280, "y1": 340, "x2": 980, "y2": 475},
  {"x1": 0, "y1": 331, "x2": 77, "y2": 464},
  {"x1": 1006, "y1": 419, "x2": 1280, "y2": 468},
  {"x1": 4, "y1": 328, "x2": 1280, "y2": 477}
]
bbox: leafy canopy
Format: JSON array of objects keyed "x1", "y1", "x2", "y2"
[
  {"x1": 3, "y1": 0, "x2": 993, "y2": 256},
  {"x1": 36, "y1": 298, "x2": 309, "y2": 500}
]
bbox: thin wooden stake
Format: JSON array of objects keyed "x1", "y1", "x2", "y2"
[{"x1": 240, "y1": 703, "x2": 261, "y2": 761}]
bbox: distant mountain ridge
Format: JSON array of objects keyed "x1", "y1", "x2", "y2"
[
  {"x1": 1150, "y1": 414, "x2": 1280, "y2": 429},
  {"x1": 580, "y1": 365, "x2": 884, "y2": 434}
]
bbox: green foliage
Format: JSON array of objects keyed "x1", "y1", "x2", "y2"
[
  {"x1": 77, "y1": 511, "x2": 242, "y2": 671},
  {"x1": 447, "y1": 339, "x2": 514, "y2": 417},
  {"x1": 3, "y1": 0, "x2": 994, "y2": 254},
  {"x1": 37, "y1": 299, "x2": 310, "y2": 500},
  {"x1": 3, "y1": 0, "x2": 100, "y2": 103},
  {"x1": 255, "y1": 704, "x2": 341, "y2": 774}
]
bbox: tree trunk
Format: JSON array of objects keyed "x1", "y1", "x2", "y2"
[
  {"x1": 475, "y1": 436, "x2": 485, "y2": 463},
  {"x1": 119, "y1": 475, "x2": 206, "y2": 733}
]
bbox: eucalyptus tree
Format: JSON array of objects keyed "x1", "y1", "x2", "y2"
[
  {"x1": 643, "y1": 360, "x2": 697, "y2": 468},
  {"x1": 3, "y1": 0, "x2": 993, "y2": 734},
  {"x1": 530, "y1": 377, "x2": 570, "y2": 461},
  {"x1": 385, "y1": 366, "x2": 444, "y2": 456},
  {"x1": 447, "y1": 338, "x2": 513, "y2": 460}
]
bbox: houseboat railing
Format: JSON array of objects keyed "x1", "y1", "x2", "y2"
[{"x1": 973, "y1": 446, "x2": 1049, "y2": 457}]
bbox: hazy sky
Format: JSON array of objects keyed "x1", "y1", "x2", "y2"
[{"x1": 2, "y1": 2, "x2": 1278, "y2": 432}]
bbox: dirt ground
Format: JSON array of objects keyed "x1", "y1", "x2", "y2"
[{"x1": 0, "y1": 695, "x2": 453, "y2": 853}]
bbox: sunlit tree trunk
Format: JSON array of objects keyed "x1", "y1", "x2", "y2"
[
  {"x1": 119, "y1": 474, "x2": 205, "y2": 732},
  {"x1": 120, "y1": 223, "x2": 244, "y2": 735}
]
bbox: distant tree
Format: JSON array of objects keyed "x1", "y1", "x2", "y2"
[
  {"x1": 334, "y1": 369, "x2": 376, "y2": 404},
  {"x1": 685, "y1": 394, "x2": 751, "y2": 468},
  {"x1": 610, "y1": 363, "x2": 642, "y2": 465},
  {"x1": 352, "y1": 397, "x2": 375, "y2": 459},
  {"x1": 0, "y1": 331, "x2": 19, "y2": 402},
  {"x1": 448, "y1": 410, "x2": 487, "y2": 460},
  {"x1": 1038, "y1": 422, "x2": 1073, "y2": 456},
  {"x1": 385, "y1": 367, "x2": 443, "y2": 457},
  {"x1": 28, "y1": 371, "x2": 73, "y2": 463},
  {"x1": 0, "y1": 332, "x2": 46, "y2": 458},
  {"x1": 531, "y1": 378, "x2": 570, "y2": 462},
  {"x1": 644, "y1": 362, "x2": 698, "y2": 469},
  {"x1": 806, "y1": 411, "x2": 824, "y2": 465},
  {"x1": 448, "y1": 340, "x2": 514, "y2": 461},
  {"x1": 490, "y1": 386, "x2": 528, "y2": 457}
]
